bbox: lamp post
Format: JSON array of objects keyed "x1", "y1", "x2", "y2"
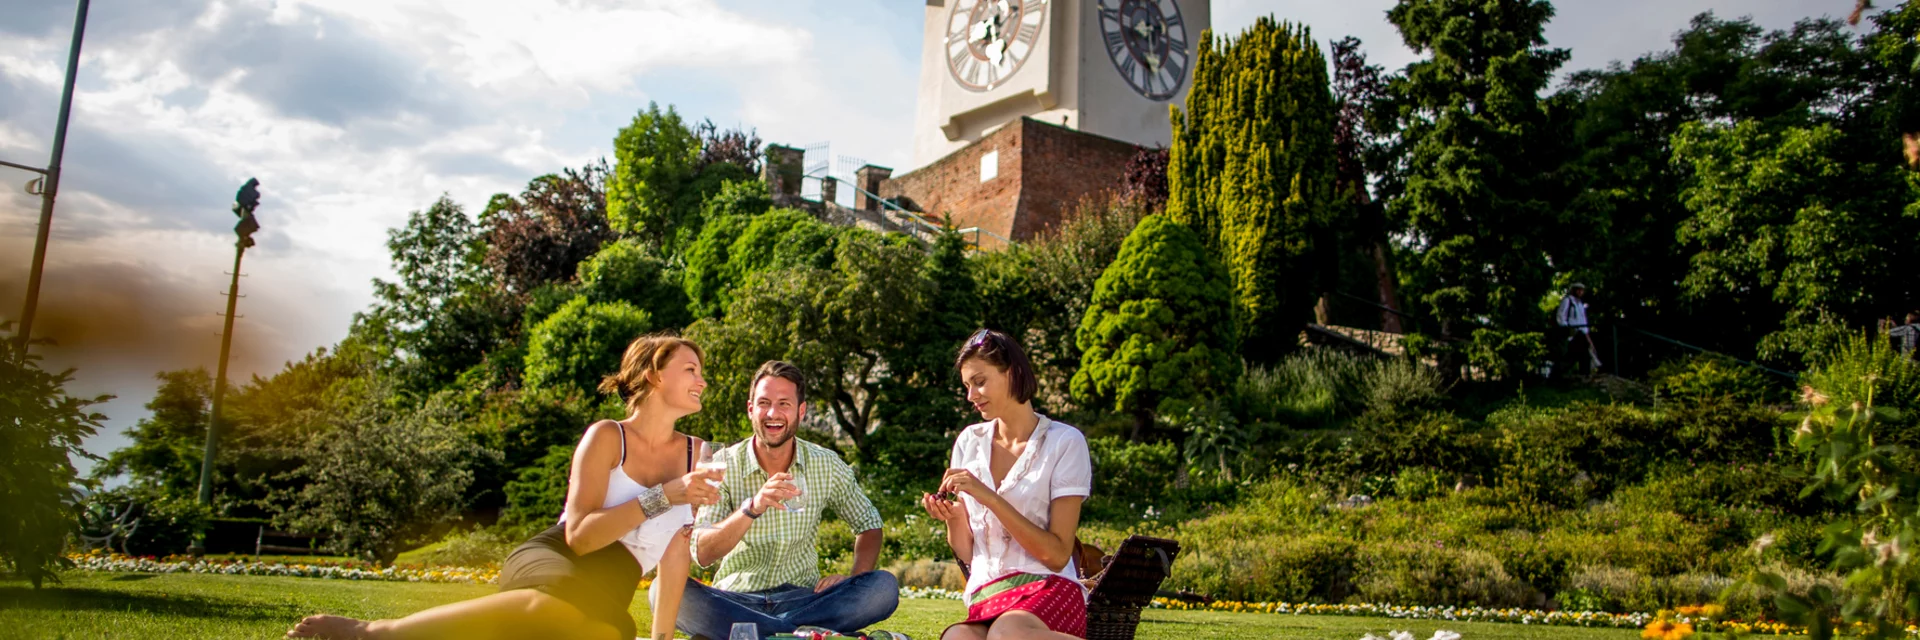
[
  {"x1": 5, "y1": 0, "x2": 90, "y2": 352},
  {"x1": 191, "y1": 179, "x2": 261, "y2": 554}
]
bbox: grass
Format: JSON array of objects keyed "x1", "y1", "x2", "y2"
[{"x1": 0, "y1": 572, "x2": 1647, "y2": 639}]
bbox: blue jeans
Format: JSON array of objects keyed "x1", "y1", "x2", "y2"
[{"x1": 670, "y1": 570, "x2": 900, "y2": 640}]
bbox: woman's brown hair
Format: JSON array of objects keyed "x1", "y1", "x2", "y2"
[
  {"x1": 598, "y1": 333, "x2": 705, "y2": 413},
  {"x1": 954, "y1": 328, "x2": 1037, "y2": 404}
]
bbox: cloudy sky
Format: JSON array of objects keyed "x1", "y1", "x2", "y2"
[{"x1": 0, "y1": 0, "x2": 1846, "y2": 469}]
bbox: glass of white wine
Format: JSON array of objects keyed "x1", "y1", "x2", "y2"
[
  {"x1": 696, "y1": 447, "x2": 726, "y2": 488},
  {"x1": 786, "y1": 473, "x2": 807, "y2": 513}
]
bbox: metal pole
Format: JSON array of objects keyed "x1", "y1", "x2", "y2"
[
  {"x1": 16, "y1": 0, "x2": 91, "y2": 349},
  {"x1": 196, "y1": 241, "x2": 246, "y2": 513}
]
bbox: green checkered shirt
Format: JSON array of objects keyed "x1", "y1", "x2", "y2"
[{"x1": 693, "y1": 437, "x2": 883, "y2": 593}]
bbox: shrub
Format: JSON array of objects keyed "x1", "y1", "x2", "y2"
[
  {"x1": 1352, "y1": 410, "x2": 1485, "y2": 477},
  {"x1": 1800, "y1": 332, "x2": 1920, "y2": 410},
  {"x1": 0, "y1": 330, "x2": 108, "y2": 587},
  {"x1": 1168, "y1": 533, "x2": 1358, "y2": 603},
  {"x1": 523, "y1": 297, "x2": 652, "y2": 395},
  {"x1": 577, "y1": 239, "x2": 690, "y2": 330},
  {"x1": 1649, "y1": 354, "x2": 1785, "y2": 406},
  {"x1": 1488, "y1": 402, "x2": 1667, "y2": 506},
  {"x1": 1084, "y1": 437, "x2": 1182, "y2": 523},
  {"x1": 1391, "y1": 467, "x2": 1448, "y2": 502},
  {"x1": 503, "y1": 444, "x2": 572, "y2": 528},
  {"x1": 1352, "y1": 542, "x2": 1539, "y2": 607},
  {"x1": 1465, "y1": 329, "x2": 1547, "y2": 381},
  {"x1": 1363, "y1": 357, "x2": 1448, "y2": 416},
  {"x1": 418, "y1": 527, "x2": 517, "y2": 568},
  {"x1": 1072, "y1": 214, "x2": 1239, "y2": 439},
  {"x1": 1662, "y1": 398, "x2": 1784, "y2": 462},
  {"x1": 885, "y1": 557, "x2": 966, "y2": 590}
]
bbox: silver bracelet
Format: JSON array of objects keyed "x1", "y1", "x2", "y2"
[{"x1": 638, "y1": 486, "x2": 671, "y2": 519}]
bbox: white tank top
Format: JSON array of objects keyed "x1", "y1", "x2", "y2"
[{"x1": 559, "y1": 422, "x2": 696, "y2": 573}]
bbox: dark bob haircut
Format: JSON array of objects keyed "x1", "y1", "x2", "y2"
[{"x1": 954, "y1": 329, "x2": 1037, "y2": 404}]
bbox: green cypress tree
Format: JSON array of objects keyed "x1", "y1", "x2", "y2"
[
  {"x1": 1386, "y1": 0, "x2": 1569, "y2": 335},
  {"x1": 1072, "y1": 215, "x2": 1238, "y2": 441},
  {"x1": 1166, "y1": 18, "x2": 1337, "y2": 364}
]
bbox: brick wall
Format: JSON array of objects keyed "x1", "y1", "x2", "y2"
[
  {"x1": 1013, "y1": 119, "x2": 1144, "y2": 241},
  {"x1": 880, "y1": 117, "x2": 1141, "y2": 249}
]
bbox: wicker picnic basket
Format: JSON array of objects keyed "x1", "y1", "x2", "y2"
[{"x1": 1081, "y1": 536, "x2": 1181, "y2": 640}]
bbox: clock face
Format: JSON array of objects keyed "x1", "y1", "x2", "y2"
[
  {"x1": 1095, "y1": 0, "x2": 1190, "y2": 101},
  {"x1": 946, "y1": 0, "x2": 1049, "y2": 92}
]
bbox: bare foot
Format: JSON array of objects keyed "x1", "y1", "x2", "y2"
[{"x1": 286, "y1": 614, "x2": 373, "y2": 639}]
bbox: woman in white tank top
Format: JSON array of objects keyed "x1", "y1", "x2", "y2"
[{"x1": 287, "y1": 335, "x2": 724, "y2": 640}]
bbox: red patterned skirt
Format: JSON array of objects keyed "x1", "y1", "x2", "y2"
[{"x1": 948, "y1": 573, "x2": 1087, "y2": 638}]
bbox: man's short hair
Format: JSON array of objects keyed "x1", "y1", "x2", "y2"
[
  {"x1": 954, "y1": 329, "x2": 1038, "y2": 404},
  {"x1": 750, "y1": 360, "x2": 807, "y2": 405}
]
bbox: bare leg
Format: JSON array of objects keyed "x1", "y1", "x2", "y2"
[
  {"x1": 647, "y1": 528, "x2": 695, "y2": 640},
  {"x1": 941, "y1": 622, "x2": 989, "y2": 640},
  {"x1": 985, "y1": 611, "x2": 1080, "y2": 640},
  {"x1": 286, "y1": 589, "x2": 620, "y2": 640}
]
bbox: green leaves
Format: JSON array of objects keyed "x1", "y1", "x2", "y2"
[
  {"x1": 607, "y1": 102, "x2": 702, "y2": 248},
  {"x1": 1167, "y1": 18, "x2": 1337, "y2": 363},
  {"x1": 0, "y1": 327, "x2": 108, "y2": 587},
  {"x1": 1072, "y1": 214, "x2": 1238, "y2": 439},
  {"x1": 523, "y1": 297, "x2": 652, "y2": 397}
]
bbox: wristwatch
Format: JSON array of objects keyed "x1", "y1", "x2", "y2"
[{"x1": 740, "y1": 497, "x2": 763, "y2": 519}]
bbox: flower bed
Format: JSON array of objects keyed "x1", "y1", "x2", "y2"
[{"x1": 67, "y1": 551, "x2": 501, "y2": 585}]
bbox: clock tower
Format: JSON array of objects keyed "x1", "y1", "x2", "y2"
[{"x1": 910, "y1": 0, "x2": 1212, "y2": 168}]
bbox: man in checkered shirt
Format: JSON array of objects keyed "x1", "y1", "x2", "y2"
[{"x1": 670, "y1": 361, "x2": 898, "y2": 640}]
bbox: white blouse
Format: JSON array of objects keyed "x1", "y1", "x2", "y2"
[{"x1": 949, "y1": 414, "x2": 1093, "y2": 599}]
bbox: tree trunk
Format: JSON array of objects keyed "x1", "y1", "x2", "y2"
[
  {"x1": 1129, "y1": 408, "x2": 1153, "y2": 442},
  {"x1": 1372, "y1": 241, "x2": 1403, "y2": 334}
]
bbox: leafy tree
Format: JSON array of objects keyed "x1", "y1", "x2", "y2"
[
  {"x1": 1072, "y1": 215, "x2": 1238, "y2": 440},
  {"x1": 996, "y1": 196, "x2": 1151, "y2": 411},
  {"x1": 1167, "y1": 17, "x2": 1337, "y2": 363},
  {"x1": 703, "y1": 179, "x2": 775, "y2": 221},
  {"x1": 1555, "y1": 14, "x2": 1875, "y2": 352},
  {"x1": 604, "y1": 104, "x2": 755, "y2": 255},
  {"x1": 481, "y1": 162, "x2": 616, "y2": 297},
  {"x1": 272, "y1": 384, "x2": 480, "y2": 564},
  {"x1": 607, "y1": 102, "x2": 702, "y2": 247},
  {"x1": 1384, "y1": 0, "x2": 1570, "y2": 335},
  {"x1": 684, "y1": 209, "x2": 839, "y2": 319},
  {"x1": 1121, "y1": 148, "x2": 1169, "y2": 212},
  {"x1": 502, "y1": 444, "x2": 572, "y2": 529},
  {"x1": 1671, "y1": 120, "x2": 1915, "y2": 355},
  {"x1": 466, "y1": 387, "x2": 598, "y2": 514},
  {"x1": 870, "y1": 228, "x2": 978, "y2": 488},
  {"x1": 694, "y1": 119, "x2": 763, "y2": 174},
  {"x1": 93, "y1": 369, "x2": 211, "y2": 496},
  {"x1": 577, "y1": 239, "x2": 691, "y2": 330},
  {"x1": 687, "y1": 231, "x2": 931, "y2": 449},
  {"x1": 523, "y1": 297, "x2": 653, "y2": 396},
  {"x1": 2, "y1": 328, "x2": 108, "y2": 587},
  {"x1": 357, "y1": 196, "x2": 513, "y2": 388}
]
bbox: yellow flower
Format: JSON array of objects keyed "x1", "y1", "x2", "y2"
[
  {"x1": 1674, "y1": 605, "x2": 1702, "y2": 616},
  {"x1": 1642, "y1": 620, "x2": 1693, "y2": 640},
  {"x1": 1699, "y1": 604, "x2": 1723, "y2": 618}
]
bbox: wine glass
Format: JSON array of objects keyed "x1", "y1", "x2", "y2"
[
  {"x1": 696, "y1": 448, "x2": 726, "y2": 488},
  {"x1": 729, "y1": 622, "x2": 758, "y2": 640},
  {"x1": 786, "y1": 473, "x2": 807, "y2": 513}
]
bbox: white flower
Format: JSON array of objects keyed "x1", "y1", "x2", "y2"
[
  {"x1": 1390, "y1": 631, "x2": 1416, "y2": 640},
  {"x1": 1430, "y1": 631, "x2": 1462, "y2": 640},
  {"x1": 1359, "y1": 635, "x2": 1385, "y2": 640}
]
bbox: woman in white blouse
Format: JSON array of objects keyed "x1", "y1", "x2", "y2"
[{"x1": 922, "y1": 329, "x2": 1093, "y2": 640}]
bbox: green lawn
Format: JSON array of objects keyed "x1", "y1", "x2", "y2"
[{"x1": 0, "y1": 572, "x2": 1646, "y2": 639}]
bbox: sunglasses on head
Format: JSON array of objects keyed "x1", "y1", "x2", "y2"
[{"x1": 967, "y1": 329, "x2": 991, "y2": 347}]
